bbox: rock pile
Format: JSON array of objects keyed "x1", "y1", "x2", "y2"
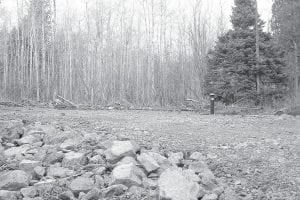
[{"x1": 0, "y1": 122, "x2": 239, "y2": 200}]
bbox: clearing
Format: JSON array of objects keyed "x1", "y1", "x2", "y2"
[{"x1": 0, "y1": 107, "x2": 299, "y2": 199}]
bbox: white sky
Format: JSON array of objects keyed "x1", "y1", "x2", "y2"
[{"x1": 0, "y1": 0, "x2": 273, "y2": 30}]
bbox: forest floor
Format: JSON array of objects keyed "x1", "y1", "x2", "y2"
[{"x1": 0, "y1": 106, "x2": 299, "y2": 200}]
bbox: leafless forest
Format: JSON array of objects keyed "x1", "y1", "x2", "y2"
[
  {"x1": 0, "y1": 0, "x2": 229, "y2": 106},
  {"x1": 1, "y1": 0, "x2": 298, "y2": 107}
]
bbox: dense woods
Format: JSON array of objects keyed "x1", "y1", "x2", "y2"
[
  {"x1": 206, "y1": 0, "x2": 287, "y2": 105},
  {"x1": 0, "y1": 0, "x2": 299, "y2": 107}
]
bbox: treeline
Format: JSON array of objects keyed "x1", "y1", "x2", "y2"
[
  {"x1": 0, "y1": 0, "x2": 299, "y2": 107},
  {"x1": 0, "y1": 0, "x2": 222, "y2": 106}
]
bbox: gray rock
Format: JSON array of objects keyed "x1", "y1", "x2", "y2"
[
  {"x1": 219, "y1": 188, "x2": 239, "y2": 200},
  {"x1": 4, "y1": 145, "x2": 30, "y2": 158},
  {"x1": 89, "y1": 155, "x2": 105, "y2": 164},
  {"x1": 69, "y1": 176, "x2": 95, "y2": 195},
  {"x1": 142, "y1": 178, "x2": 158, "y2": 189},
  {"x1": 189, "y1": 161, "x2": 210, "y2": 174},
  {"x1": 20, "y1": 187, "x2": 38, "y2": 198},
  {"x1": 199, "y1": 170, "x2": 218, "y2": 191},
  {"x1": 190, "y1": 152, "x2": 206, "y2": 161},
  {"x1": 202, "y1": 193, "x2": 218, "y2": 200},
  {"x1": 137, "y1": 153, "x2": 160, "y2": 173},
  {"x1": 93, "y1": 166, "x2": 106, "y2": 175},
  {"x1": 81, "y1": 188, "x2": 101, "y2": 200},
  {"x1": 47, "y1": 165, "x2": 74, "y2": 178},
  {"x1": 168, "y1": 152, "x2": 184, "y2": 165},
  {"x1": 19, "y1": 160, "x2": 41, "y2": 175},
  {"x1": 62, "y1": 152, "x2": 87, "y2": 169},
  {"x1": 0, "y1": 170, "x2": 30, "y2": 191},
  {"x1": 116, "y1": 156, "x2": 138, "y2": 166},
  {"x1": 60, "y1": 139, "x2": 82, "y2": 150},
  {"x1": 44, "y1": 150, "x2": 65, "y2": 165},
  {"x1": 34, "y1": 179, "x2": 56, "y2": 194},
  {"x1": 104, "y1": 140, "x2": 139, "y2": 163},
  {"x1": 158, "y1": 167, "x2": 200, "y2": 200},
  {"x1": 58, "y1": 191, "x2": 76, "y2": 200},
  {"x1": 33, "y1": 166, "x2": 46, "y2": 179},
  {"x1": 0, "y1": 190, "x2": 21, "y2": 200},
  {"x1": 128, "y1": 186, "x2": 148, "y2": 197},
  {"x1": 112, "y1": 163, "x2": 145, "y2": 187},
  {"x1": 101, "y1": 184, "x2": 128, "y2": 198},
  {"x1": 17, "y1": 135, "x2": 42, "y2": 146}
]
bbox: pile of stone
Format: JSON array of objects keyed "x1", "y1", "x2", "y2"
[{"x1": 0, "y1": 122, "x2": 238, "y2": 200}]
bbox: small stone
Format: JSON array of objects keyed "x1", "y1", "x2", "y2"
[
  {"x1": 81, "y1": 188, "x2": 100, "y2": 200},
  {"x1": 200, "y1": 170, "x2": 218, "y2": 191},
  {"x1": 219, "y1": 188, "x2": 239, "y2": 200},
  {"x1": 93, "y1": 166, "x2": 106, "y2": 175},
  {"x1": 19, "y1": 160, "x2": 41, "y2": 175},
  {"x1": 20, "y1": 187, "x2": 37, "y2": 198},
  {"x1": 137, "y1": 153, "x2": 160, "y2": 173},
  {"x1": 104, "y1": 140, "x2": 139, "y2": 163},
  {"x1": 0, "y1": 190, "x2": 21, "y2": 200},
  {"x1": 128, "y1": 186, "x2": 147, "y2": 197},
  {"x1": 142, "y1": 178, "x2": 158, "y2": 189},
  {"x1": 62, "y1": 152, "x2": 88, "y2": 169},
  {"x1": 101, "y1": 184, "x2": 128, "y2": 198},
  {"x1": 44, "y1": 150, "x2": 64, "y2": 165},
  {"x1": 34, "y1": 179, "x2": 56, "y2": 194},
  {"x1": 47, "y1": 165, "x2": 74, "y2": 178},
  {"x1": 112, "y1": 163, "x2": 145, "y2": 187},
  {"x1": 33, "y1": 166, "x2": 46, "y2": 179},
  {"x1": 60, "y1": 139, "x2": 82, "y2": 150},
  {"x1": 189, "y1": 161, "x2": 210, "y2": 174},
  {"x1": 190, "y1": 152, "x2": 206, "y2": 161},
  {"x1": 206, "y1": 153, "x2": 218, "y2": 159},
  {"x1": 0, "y1": 170, "x2": 30, "y2": 191},
  {"x1": 58, "y1": 191, "x2": 76, "y2": 200},
  {"x1": 116, "y1": 156, "x2": 139, "y2": 166},
  {"x1": 89, "y1": 155, "x2": 105, "y2": 164},
  {"x1": 4, "y1": 145, "x2": 30, "y2": 158},
  {"x1": 202, "y1": 193, "x2": 218, "y2": 200},
  {"x1": 69, "y1": 176, "x2": 95, "y2": 195},
  {"x1": 17, "y1": 135, "x2": 41, "y2": 146},
  {"x1": 168, "y1": 152, "x2": 184, "y2": 165}
]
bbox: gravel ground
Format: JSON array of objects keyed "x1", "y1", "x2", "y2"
[{"x1": 0, "y1": 106, "x2": 299, "y2": 200}]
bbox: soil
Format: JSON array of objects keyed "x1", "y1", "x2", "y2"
[{"x1": 0, "y1": 106, "x2": 299, "y2": 200}]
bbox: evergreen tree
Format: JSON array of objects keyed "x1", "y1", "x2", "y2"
[
  {"x1": 206, "y1": 0, "x2": 287, "y2": 104},
  {"x1": 272, "y1": 0, "x2": 300, "y2": 104}
]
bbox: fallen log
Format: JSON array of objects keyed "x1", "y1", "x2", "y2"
[{"x1": 54, "y1": 95, "x2": 77, "y2": 109}]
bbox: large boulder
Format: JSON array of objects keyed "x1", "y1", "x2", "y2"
[
  {"x1": 62, "y1": 152, "x2": 87, "y2": 169},
  {"x1": 104, "y1": 140, "x2": 139, "y2": 163},
  {"x1": 158, "y1": 167, "x2": 201, "y2": 200},
  {"x1": 112, "y1": 163, "x2": 145, "y2": 187},
  {"x1": 68, "y1": 176, "x2": 95, "y2": 195},
  {"x1": 0, "y1": 170, "x2": 30, "y2": 191},
  {"x1": 137, "y1": 153, "x2": 160, "y2": 173}
]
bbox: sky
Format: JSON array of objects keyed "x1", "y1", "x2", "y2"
[{"x1": 0, "y1": 0, "x2": 274, "y2": 30}]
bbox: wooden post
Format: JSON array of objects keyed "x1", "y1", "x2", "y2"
[{"x1": 210, "y1": 93, "x2": 215, "y2": 115}]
